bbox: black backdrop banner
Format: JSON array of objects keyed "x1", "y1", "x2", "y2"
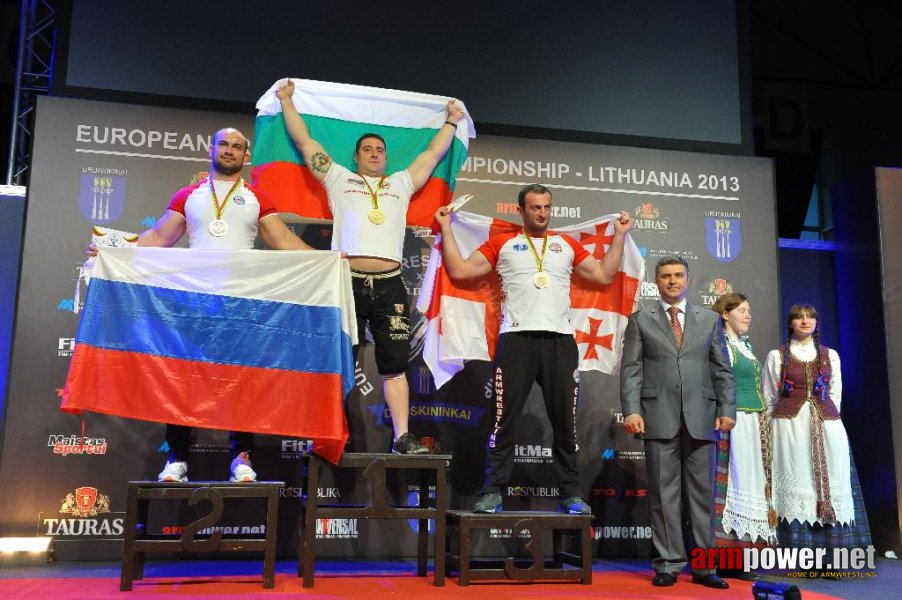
[{"x1": 0, "y1": 96, "x2": 777, "y2": 559}]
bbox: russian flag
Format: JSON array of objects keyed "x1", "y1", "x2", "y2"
[
  {"x1": 251, "y1": 78, "x2": 475, "y2": 228},
  {"x1": 416, "y1": 211, "x2": 644, "y2": 389},
  {"x1": 61, "y1": 247, "x2": 357, "y2": 463}
]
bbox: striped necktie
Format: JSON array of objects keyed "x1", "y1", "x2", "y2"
[{"x1": 668, "y1": 306, "x2": 683, "y2": 349}]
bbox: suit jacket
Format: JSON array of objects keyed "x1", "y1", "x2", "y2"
[{"x1": 620, "y1": 302, "x2": 735, "y2": 441}]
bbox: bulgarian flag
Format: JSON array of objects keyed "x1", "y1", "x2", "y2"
[
  {"x1": 252, "y1": 79, "x2": 475, "y2": 228},
  {"x1": 416, "y1": 211, "x2": 644, "y2": 389},
  {"x1": 61, "y1": 247, "x2": 357, "y2": 463}
]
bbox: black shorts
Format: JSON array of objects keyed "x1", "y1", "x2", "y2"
[{"x1": 351, "y1": 268, "x2": 410, "y2": 375}]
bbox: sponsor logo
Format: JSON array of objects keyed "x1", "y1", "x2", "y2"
[
  {"x1": 48, "y1": 434, "x2": 108, "y2": 456},
  {"x1": 489, "y1": 527, "x2": 535, "y2": 540},
  {"x1": 507, "y1": 486, "x2": 559, "y2": 498},
  {"x1": 368, "y1": 401, "x2": 485, "y2": 428},
  {"x1": 514, "y1": 444, "x2": 553, "y2": 464},
  {"x1": 57, "y1": 298, "x2": 81, "y2": 312},
  {"x1": 616, "y1": 450, "x2": 645, "y2": 461},
  {"x1": 39, "y1": 486, "x2": 125, "y2": 539},
  {"x1": 280, "y1": 487, "x2": 303, "y2": 499},
  {"x1": 495, "y1": 201, "x2": 582, "y2": 219},
  {"x1": 79, "y1": 174, "x2": 126, "y2": 223},
  {"x1": 159, "y1": 524, "x2": 267, "y2": 536},
  {"x1": 512, "y1": 243, "x2": 528, "y2": 252},
  {"x1": 280, "y1": 438, "x2": 314, "y2": 459},
  {"x1": 632, "y1": 203, "x2": 670, "y2": 232},
  {"x1": 316, "y1": 518, "x2": 359, "y2": 539},
  {"x1": 58, "y1": 337, "x2": 76, "y2": 357},
  {"x1": 232, "y1": 195, "x2": 245, "y2": 206},
  {"x1": 549, "y1": 242, "x2": 563, "y2": 253},
  {"x1": 590, "y1": 487, "x2": 648, "y2": 504},
  {"x1": 706, "y1": 214, "x2": 741, "y2": 262},
  {"x1": 185, "y1": 442, "x2": 229, "y2": 456},
  {"x1": 699, "y1": 278, "x2": 734, "y2": 306},
  {"x1": 644, "y1": 247, "x2": 699, "y2": 261},
  {"x1": 691, "y1": 545, "x2": 877, "y2": 577},
  {"x1": 601, "y1": 448, "x2": 616, "y2": 460},
  {"x1": 591, "y1": 525, "x2": 653, "y2": 540},
  {"x1": 278, "y1": 486, "x2": 339, "y2": 500}
]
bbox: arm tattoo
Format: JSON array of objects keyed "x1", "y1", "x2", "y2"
[{"x1": 311, "y1": 152, "x2": 332, "y2": 174}]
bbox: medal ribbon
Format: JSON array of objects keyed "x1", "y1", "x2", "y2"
[
  {"x1": 210, "y1": 178, "x2": 242, "y2": 220},
  {"x1": 361, "y1": 175, "x2": 386, "y2": 212},
  {"x1": 522, "y1": 228, "x2": 549, "y2": 273}
]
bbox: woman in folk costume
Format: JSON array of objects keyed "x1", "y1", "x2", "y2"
[
  {"x1": 762, "y1": 303, "x2": 871, "y2": 551},
  {"x1": 711, "y1": 294, "x2": 776, "y2": 580}
]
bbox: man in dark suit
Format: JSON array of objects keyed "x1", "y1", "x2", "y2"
[{"x1": 620, "y1": 256, "x2": 736, "y2": 589}]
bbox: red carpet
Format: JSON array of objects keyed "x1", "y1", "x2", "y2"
[{"x1": 0, "y1": 571, "x2": 845, "y2": 600}]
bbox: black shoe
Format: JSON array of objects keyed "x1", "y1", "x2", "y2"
[
  {"x1": 652, "y1": 572, "x2": 677, "y2": 587},
  {"x1": 392, "y1": 432, "x2": 429, "y2": 455},
  {"x1": 718, "y1": 567, "x2": 757, "y2": 581},
  {"x1": 691, "y1": 573, "x2": 729, "y2": 589}
]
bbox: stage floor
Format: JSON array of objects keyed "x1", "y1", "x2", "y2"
[{"x1": 1, "y1": 557, "x2": 893, "y2": 599}]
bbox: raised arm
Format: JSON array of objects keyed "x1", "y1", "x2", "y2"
[
  {"x1": 277, "y1": 79, "x2": 333, "y2": 183},
  {"x1": 574, "y1": 211, "x2": 633, "y2": 285},
  {"x1": 407, "y1": 99, "x2": 466, "y2": 191},
  {"x1": 434, "y1": 206, "x2": 492, "y2": 280},
  {"x1": 258, "y1": 215, "x2": 314, "y2": 250}
]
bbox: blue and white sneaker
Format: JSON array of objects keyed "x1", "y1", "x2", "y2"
[
  {"x1": 559, "y1": 496, "x2": 592, "y2": 515},
  {"x1": 157, "y1": 460, "x2": 188, "y2": 482},
  {"x1": 230, "y1": 451, "x2": 257, "y2": 482}
]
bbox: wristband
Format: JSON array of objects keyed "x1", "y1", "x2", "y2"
[{"x1": 444, "y1": 120, "x2": 457, "y2": 128}]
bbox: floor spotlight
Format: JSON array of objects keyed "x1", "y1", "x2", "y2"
[{"x1": 0, "y1": 537, "x2": 54, "y2": 565}]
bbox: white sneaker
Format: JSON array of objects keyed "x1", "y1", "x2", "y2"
[
  {"x1": 158, "y1": 460, "x2": 188, "y2": 482},
  {"x1": 230, "y1": 451, "x2": 257, "y2": 483}
]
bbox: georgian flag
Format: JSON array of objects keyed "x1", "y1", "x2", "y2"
[{"x1": 416, "y1": 211, "x2": 644, "y2": 389}]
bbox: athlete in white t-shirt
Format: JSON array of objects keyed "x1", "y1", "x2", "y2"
[
  {"x1": 90, "y1": 128, "x2": 313, "y2": 484},
  {"x1": 277, "y1": 79, "x2": 465, "y2": 454},
  {"x1": 435, "y1": 184, "x2": 633, "y2": 515}
]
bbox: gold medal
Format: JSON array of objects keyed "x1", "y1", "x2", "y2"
[
  {"x1": 209, "y1": 218, "x2": 228, "y2": 237},
  {"x1": 522, "y1": 228, "x2": 550, "y2": 289},
  {"x1": 361, "y1": 175, "x2": 387, "y2": 227},
  {"x1": 368, "y1": 208, "x2": 385, "y2": 225}
]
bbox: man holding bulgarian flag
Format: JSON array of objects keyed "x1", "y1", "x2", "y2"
[{"x1": 273, "y1": 79, "x2": 467, "y2": 454}]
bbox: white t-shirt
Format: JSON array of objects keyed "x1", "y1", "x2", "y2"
[
  {"x1": 478, "y1": 231, "x2": 591, "y2": 334},
  {"x1": 167, "y1": 178, "x2": 277, "y2": 250},
  {"x1": 322, "y1": 163, "x2": 414, "y2": 262}
]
